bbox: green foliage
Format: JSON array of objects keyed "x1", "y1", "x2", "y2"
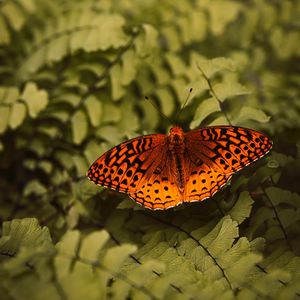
[{"x1": 0, "y1": 0, "x2": 299, "y2": 299}]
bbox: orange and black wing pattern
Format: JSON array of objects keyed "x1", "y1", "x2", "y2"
[
  {"x1": 183, "y1": 126, "x2": 272, "y2": 202},
  {"x1": 185, "y1": 126, "x2": 273, "y2": 175},
  {"x1": 87, "y1": 134, "x2": 166, "y2": 193}
]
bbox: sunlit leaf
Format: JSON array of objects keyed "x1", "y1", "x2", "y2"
[
  {"x1": 0, "y1": 16, "x2": 10, "y2": 44},
  {"x1": 21, "y1": 82, "x2": 48, "y2": 118},
  {"x1": 234, "y1": 106, "x2": 270, "y2": 124},
  {"x1": 9, "y1": 102, "x2": 27, "y2": 129},
  {"x1": 213, "y1": 82, "x2": 250, "y2": 102},
  {"x1": 135, "y1": 24, "x2": 158, "y2": 57},
  {"x1": 0, "y1": 106, "x2": 10, "y2": 134},
  {"x1": 190, "y1": 97, "x2": 220, "y2": 129},
  {"x1": 85, "y1": 95, "x2": 103, "y2": 127},
  {"x1": 71, "y1": 109, "x2": 88, "y2": 144}
]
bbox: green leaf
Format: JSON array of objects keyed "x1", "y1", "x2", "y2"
[
  {"x1": 265, "y1": 187, "x2": 300, "y2": 208},
  {"x1": 234, "y1": 106, "x2": 270, "y2": 124},
  {"x1": 162, "y1": 25, "x2": 181, "y2": 52},
  {"x1": 0, "y1": 218, "x2": 55, "y2": 277},
  {"x1": 200, "y1": 217, "x2": 239, "y2": 257},
  {"x1": 55, "y1": 231, "x2": 109, "y2": 300},
  {"x1": 76, "y1": 178, "x2": 100, "y2": 202},
  {"x1": 0, "y1": 86, "x2": 19, "y2": 104},
  {"x1": 72, "y1": 154, "x2": 89, "y2": 176},
  {"x1": 72, "y1": 14, "x2": 129, "y2": 52},
  {"x1": 263, "y1": 188, "x2": 300, "y2": 229},
  {"x1": 247, "y1": 269, "x2": 292, "y2": 299},
  {"x1": 9, "y1": 102, "x2": 27, "y2": 129},
  {"x1": 208, "y1": 1, "x2": 242, "y2": 35},
  {"x1": 228, "y1": 191, "x2": 254, "y2": 224},
  {"x1": 23, "y1": 180, "x2": 47, "y2": 196},
  {"x1": 1, "y1": 1, "x2": 26, "y2": 31},
  {"x1": 195, "y1": 57, "x2": 236, "y2": 78},
  {"x1": 47, "y1": 34, "x2": 68, "y2": 62},
  {"x1": 118, "y1": 99, "x2": 139, "y2": 132},
  {"x1": 121, "y1": 49, "x2": 138, "y2": 85},
  {"x1": 103, "y1": 244, "x2": 137, "y2": 272},
  {"x1": 269, "y1": 152, "x2": 294, "y2": 168},
  {"x1": 126, "y1": 260, "x2": 166, "y2": 286},
  {"x1": 110, "y1": 64, "x2": 126, "y2": 101},
  {"x1": 190, "y1": 97, "x2": 220, "y2": 129},
  {"x1": 217, "y1": 237, "x2": 251, "y2": 269},
  {"x1": 38, "y1": 160, "x2": 53, "y2": 174},
  {"x1": 156, "y1": 87, "x2": 175, "y2": 116},
  {"x1": 85, "y1": 95, "x2": 103, "y2": 127},
  {"x1": 0, "y1": 16, "x2": 10, "y2": 44},
  {"x1": 84, "y1": 140, "x2": 103, "y2": 164},
  {"x1": 0, "y1": 106, "x2": 10, "y2": 134},
  {"x1": 56, "y1": 230, "x2": 80, "y2": 257},
  {"x1": 0, "y1": 218, "x2": 53, "y2": 255},
  {"x1": 93, "y1": 14, "x2": 129, "y2": 50},
  {"x1": 187, "y1": 11, "x2": 207, "y2": 42},
  {"x1": 79, "y1": 231, "x2": 109, "y2": 260},
  {"x1": 165, "y1": 53, "x2": 187, "y2": 76},
  {"x1": 102, "y1": 102, "x2": 122, "y2": 123},
  {"x1": 213, "y1": 82, "x2": 250, "y2": 102},
  {"x1": 227, "y1": 253, "x2": 262, "y2": 286},
  {"x1": 96, "y1": 126, "x2": 124, "y2": 145},
  {"x1": 21, "y1": 82, "x2": 48, "y2": 118},
  {"x1": 71, "y1": 109, "x2": 88, "y2": 144},
  {"x1": 135, "y1": 24, "x2": 158, "y2": 57},
  {"x1": 209, "y1": 115, "x2": 230, "y2": 126}
]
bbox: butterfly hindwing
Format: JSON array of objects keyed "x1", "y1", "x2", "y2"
[
  {"x1": 128, "y1": 166, "x2": 182, "y2": 210},
  {"x1": 184, "y1": 161, "x2": 232, "y2": 202}
]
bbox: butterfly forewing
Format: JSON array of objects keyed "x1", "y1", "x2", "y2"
[
  {"x1": 185, "y1": 126, "x2": 273, "y2": 175},
  {"x1": 87, "y1": 134, "x2": 166, "y2": 192}
]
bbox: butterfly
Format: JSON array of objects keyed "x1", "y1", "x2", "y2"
[{"x1": 87, "y1": 125, "x2": 272, "y2": 210}]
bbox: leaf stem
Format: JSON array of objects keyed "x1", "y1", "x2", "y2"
[
  {"x1": 260, "y1": 183, "x2": 292, "y2": 251},
  {"x1": 196, "y1": 64, "x2": 232, "y2": 125}
]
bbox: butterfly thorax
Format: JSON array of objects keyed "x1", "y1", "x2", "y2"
[
  {"x1": 168, "y1": 126, "x2": 185, "y2": 146},
  {"x1": 168, "y1": 126, "x2": 186, "y2": 193}
]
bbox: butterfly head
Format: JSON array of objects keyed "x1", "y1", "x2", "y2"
[{"x1": 169, "y1": 126, "x2": 184, "y2": 145}]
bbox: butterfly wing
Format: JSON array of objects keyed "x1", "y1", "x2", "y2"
[
  {"x1": 185, "y1": 126, "x2": 273, "y2": 175},
  {"x1": 87, "y1": 133, "x2": 183, "y2": 209},
  {"x1": 184, "y1": 161, "x2": 232, "y2": 202},
  {"x1": 128, "y1": 159, "x2": 183, "y2": 210},
  {"x1": 183, "y1": 126, "x2": 272, "y2": 202},
  {"x1": 87, "y1": 134, "x2": 166, "y2": 192}
]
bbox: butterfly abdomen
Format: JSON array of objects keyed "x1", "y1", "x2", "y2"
[
  {"x1": 167, "y1": 146, "x2": 186, "y2": 193},
  {"x1": 167, "y1": 126, "x2": 187, "y2": 193}
]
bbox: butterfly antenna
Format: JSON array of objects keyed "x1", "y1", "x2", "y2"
[
  {"x1": 174, "y1": 88, "x2": 193, "y2": 123},
  {"x1": 144, "y1": 96, "x2": 173, "y2": 124}
]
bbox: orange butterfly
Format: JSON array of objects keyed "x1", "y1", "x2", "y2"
[{"x1": 87, "y1": 125, "x2": 272, "y2": 210}]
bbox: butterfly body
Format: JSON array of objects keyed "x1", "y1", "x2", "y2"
[
  {"x1": 167, "y1": 126, "x2": 187, "y2": 192},
  {"x1": 87, "y1": 126, "x2": 272, "y2": 210}
]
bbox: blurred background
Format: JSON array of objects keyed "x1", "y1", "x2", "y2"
[{"x1": 0, "y1": 1, "x2": 299, "y2": 299}]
